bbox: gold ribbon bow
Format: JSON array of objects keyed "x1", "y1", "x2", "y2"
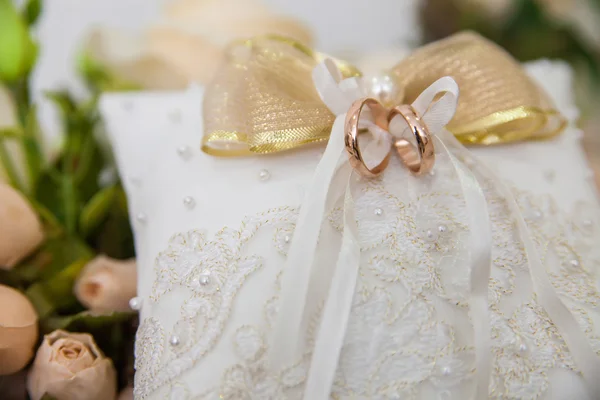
[{"x1": 202, "y1": 32, "x2": 566, "y2": 156}]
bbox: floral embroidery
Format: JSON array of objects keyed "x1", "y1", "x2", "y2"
[{"x1": 135, "y1": 162, "x2": 600, "y2": 399}]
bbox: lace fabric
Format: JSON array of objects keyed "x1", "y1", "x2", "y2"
[{"x1": 134, "y1": 156, "x2": 600, "y2": 400}]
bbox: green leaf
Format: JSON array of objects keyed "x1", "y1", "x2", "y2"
[
  {"x1": 79, "y1": 185, "x2": 117, "y2": 237},
  {"x1": 26, "y1": 257, "x2": 91, "y2": 318},
  {"x1": 44, "y1": 90, "x2": 77, "y2": 118},
  {"x1": 61, "y1": 174, "x2": 78, "y2": 234},
  {"x1": 0, "y1": 128, "x2": 21, "y2": 139},
  {"x1": 23, "y1": 0, "x2": 42, "y2": 26},
  {"x1": 33, "y1": 235, "x2": 93, "y2": 279},
  {"x1": 91, "y1": 186, "x2": 135, "y2": 258},
  {"x1": 0, "y1": 134, "x2": 26, "y2": 192},
  {"x1": 77, "y1": 50, "x2": 140, "y2": 92},
  {"x1": 42, "y1": 310, "x2": 134, "y2": 333}
]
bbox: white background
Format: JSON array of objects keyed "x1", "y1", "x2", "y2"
[{"x1": 31, "y1": 0, "x2": 420, "y2": 140}]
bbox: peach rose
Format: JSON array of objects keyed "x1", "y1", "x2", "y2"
[
  {"x1": 0, "y1": 182, "x2": 44, "y2": 269},
  {"x1": 83, "y1": 0, "x2": 313, "y2": 89},
  {"x1": 27, "y1": 330, "x2": 117, "y2": 400},
  {"x1": 0, "y1": 284, "x2": 38, "y2": 375},
  {"x1": 74, "y1": 256, "x2": 137, "y2": 313}
]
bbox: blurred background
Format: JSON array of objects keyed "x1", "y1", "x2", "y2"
[{"x1": 27, "y1": 0, "x2": 600, "y2": 184}]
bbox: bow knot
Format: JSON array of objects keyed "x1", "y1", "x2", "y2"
[{"x1": 202, "y1": 32, "x2": 566, "y2": 157}]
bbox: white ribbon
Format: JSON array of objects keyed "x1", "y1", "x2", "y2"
[
  {"x1": 440, "y1": 133, "x2": 600, "y2": 397},
  {"x1": 267, "y1": 58, "x2": 600, "y2": 399}
]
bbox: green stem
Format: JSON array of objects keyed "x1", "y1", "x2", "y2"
[
  {"x1": 10, "y1": 78, "x2": 30, "y2": 127},
  {"x1": 0, "y1": 140, "x2": 26, "y2": 192},
  {"x1": 61, "y1": 174, "x2": 77, "y2": 234}
]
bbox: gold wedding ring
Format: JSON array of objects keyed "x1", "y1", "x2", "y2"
[
  {"x1": 344, "y1": 98, "x2": 391, "y2": 178},
  {"x1": 388, "y1": 105, "x2": 434, "y2": 175}
]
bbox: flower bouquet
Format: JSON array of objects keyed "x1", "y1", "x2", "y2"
[{"x1": 0, "y1": 0, "x2": 136, "y2": 398}]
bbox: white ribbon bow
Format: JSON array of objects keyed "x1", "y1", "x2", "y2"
[{"x1": 267, "y1": 59, "x2": 600, "y2": 399}]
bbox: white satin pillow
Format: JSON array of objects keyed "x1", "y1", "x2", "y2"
[{"x1": 101, "y1": 60, "x2": 600, "y2": 400}]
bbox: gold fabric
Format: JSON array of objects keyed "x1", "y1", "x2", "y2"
[{"x1": 202, "y1": 32, "x2": 566, "y2": 156}]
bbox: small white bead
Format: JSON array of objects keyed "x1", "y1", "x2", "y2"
[
  {"x1": 442, "y1": 366, "x2": 451, "y2": 376},
  {"x1": 531, "y1": 210, "x2": 543, "y2": 220},
  {"x1": 374, "y1": 208, "x2": 383, "y2": 216},
  {"x1": 129, "y1": 297, "x2": 142, "y2": 311},
  {"x1": 518, "y1": 343, "x2": 528, "y2": 353},
  {"x1": 259, "y1": 169, "x2": 270, "y2": 181},
  {"x1": 569, "y1": 259, "x2": 580, "y2": 268},
  {"x1": 195, "y1": 271, "x2": 211, "y2": 286},
  {"x1": 176, "y1": 145, "x2": 192, "y2": 160},
  {"x1": 438, "y1": 225, "x2": 447, "y2": 233},
  {"x1": 183, "y1": 196, "x2": 196, "y2": 209},
  {"x1": 284, "y1": 235, "x2": 291, "y2": 243},
  {"x1": 582, "y1": 219, "x2": 593, "y2": 228},
  {"x1": 136, "y1": 212, "x2": 147, "y2": 224},
  {"x1": 429, "y1": 170, "x2": 435, "y2": 177},
  {"x1": 169, "y1": 335, "x2": 180, "y2": 346}
]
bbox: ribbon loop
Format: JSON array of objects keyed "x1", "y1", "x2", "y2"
[{"x1": 202, "y1": 32, "x2": 566, "y2": 156}]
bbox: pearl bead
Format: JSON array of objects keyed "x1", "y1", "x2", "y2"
[
  {"x1": 284, "y1": 235, "x2": 291, "y2": 243},
  {"x1": 183, "y1": 196, "x2": 196, "y2": 209},
  {"x1": 569, "y1": 259, "x2": 580, "y2": 268},
  {"x1": 194, "y1": 271, "x2": 211, "y2": 287},
  {"x1": 438, "y1": 225, "x2": 447, "y2": 233},
  {"x1": 374, "y1": 208, "x2": 383, "y2": 216},
  {"x1": 136, "y1": 212, "x2": 147, "y2": 224},
  {"x1": 259, "y1": 169, "x2": 270, "y2": 181},
  {"x1": 441, "y1": 366, "x2": 451, "y2": 376},
  {"x1": 129, "y1": 297, "x2": 142, "y2": 311},
  {"x1": 582, "y1": 219, "x2": 593, "y2": 228},
  {"x1": 518, "y1": 343, "x2": 528, "y2": 353},
  {"x1": 370, "y1": 74, "x2": 398, "y2": 106},
  {"x1": 531, "y1": 210, "x2": 543, "y2": 220},
  {"x1": 176, "y1": 145, "x2": 192, "y2": 160},
  {"x1": 169, "y1": 335, "x2": 180, "y2": 346}
]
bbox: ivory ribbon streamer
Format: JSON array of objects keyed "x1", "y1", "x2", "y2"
[
  {"x1": 268, "y1": 62, "x2": 496, "y2": 399},
  {"x1": 268, "y1": 60, "x2": 600, "y2": 399},
  {"x1": 202, "y1": 32, "x2": 566, "y2": 156},
  {"x1": 441, "y1": 133, "x2": 600, "y2": 397}
]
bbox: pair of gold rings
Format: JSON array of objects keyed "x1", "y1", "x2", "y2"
[{"x1": 344, "y1": 98, "x2": 434, "y2": 178}]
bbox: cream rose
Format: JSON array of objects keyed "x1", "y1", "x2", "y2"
[
  {"x1": 74, "y1": 256, "x2": 137, "y2": 313},
  {"x1": 83, "y1": 0, "x2": 313, "y2": 89},
  {"x1": 0, "y1": 182, "x2": 44, "y2": 269},
  {"x1": 27, "y1": 330, "x2": 117, "y2": 400},
  {"x1": 0, "y1": 284, "x2": 38, "y2": 375}
]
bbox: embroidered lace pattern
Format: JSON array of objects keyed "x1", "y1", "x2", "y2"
[{"x1": 134, "y1": 163, "x2": 600, "y2": 399}]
